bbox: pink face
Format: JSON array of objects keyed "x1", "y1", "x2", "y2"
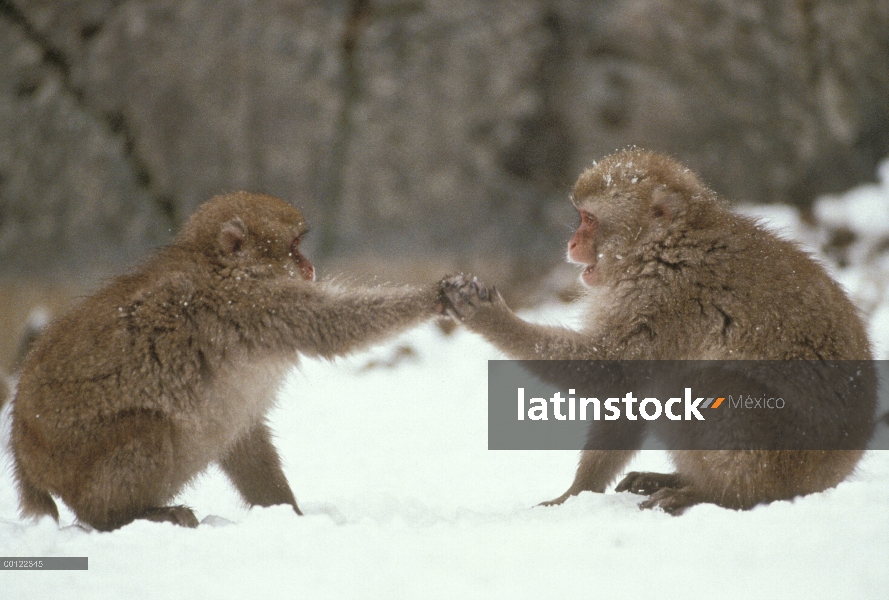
[
  {"x1": 289, "y1": 236, "x2": 315, "y2": 282},
  {"x1": 567, "y1": 209, "x2": 599, "y2": 286}
]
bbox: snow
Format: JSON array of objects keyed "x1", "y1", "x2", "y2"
[
  {"x1": 814, "y1": 158, "x2": 889, "y2": 238},
  {"x1": 3, "y1": 171, "x2": 889, "y2": 597}
]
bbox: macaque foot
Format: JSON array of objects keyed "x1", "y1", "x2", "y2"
[
  {"x1": 537, "y1": 492, "x2": 574, "y2": 507},
  {"x1": 439, "y1": 274, "x2": 499, "y2": 321},
  {"x1": 141, "y1": 505, "x2": 200, "y2": 528},
  {"x1": 637, "y1": 488, "x2": 700, "y2": 515},
  {"x1": 537, "y1": 484, "x2": 606, "y2": 507},
  {"x1": 614, "y1": 471, "x2": 683, "y2": 496},
  {"x1": 614, "y1": 471, "x2": 698, "y2": 514}
]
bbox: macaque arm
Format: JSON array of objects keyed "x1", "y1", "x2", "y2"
[
  {"x1": 440, "y1": 275, "x2": 603, "y2": 360},
  {"x1": 286, "y1": 282, "x2": 440, "y2": 358},
  {"x1": 219, "y1": 421, "x2": 301, "y2": 514},
  {"x1": 541, "y1": 449, "x2": 639, "y2": 505},
  {"x1": 206, "y1": 278, "x2": 441, "y2": 359}
]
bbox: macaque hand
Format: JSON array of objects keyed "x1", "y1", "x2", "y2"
[{"x1": 439, "y1": 274, "x2": 500, "y2": 322}]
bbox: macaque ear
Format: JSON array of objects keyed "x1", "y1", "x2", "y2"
[
  {"x1": 650, "y1": 186, "x2": 677, "y2": 221},
  {"x1": 218, "y1": 217, "x2": 248, "y2": 255}
]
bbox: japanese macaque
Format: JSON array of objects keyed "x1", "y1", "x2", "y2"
[
  {"x1": 441, "y1": 149, "x2": 875, "y2": 514},
  {"x1": 11, "y1": 191, "x2": 441, "y2": 531}
]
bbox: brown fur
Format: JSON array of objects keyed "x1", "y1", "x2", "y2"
[
  {"x1": 11, "y1": 191, "x2": 440, "y2": 531},
  {"x1": 441, "y1": 149, "x2": 874, "y2": 514},
  {"x1": 0, "y1": 371, "x2": 8, "y2": 411}
]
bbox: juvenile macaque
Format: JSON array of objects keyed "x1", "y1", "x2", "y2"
[
  {"x1": 441, "y1": 149, "x2": 874, "y2": 514},
  {"x1": 11, "y1": 191, "x2": 440, "y2": 531}
]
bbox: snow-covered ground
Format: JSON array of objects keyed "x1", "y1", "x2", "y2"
[{"x1": 3, "y1": 163, "x2": 889, "y2": 598}]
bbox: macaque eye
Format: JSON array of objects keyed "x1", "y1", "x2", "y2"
[{"x1": 579, "y1": 211, "x2": 596, "y2": 227}]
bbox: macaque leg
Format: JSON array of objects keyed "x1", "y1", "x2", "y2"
[
  {"x1": 64, "y1": 409, "x2": 197, "y2": 531},
  {"x1": 620, "y1": 450, "x2": 865, "y2": 516},
  {"x1": 219, "y1": 421, "x2": 301, "y2": 515},
  {"x1": 664, "y1": 450, "x2": 864, "y2": 515},
  {"x1": 140, "y1": 506, "x2": 201, "y2": 527}
]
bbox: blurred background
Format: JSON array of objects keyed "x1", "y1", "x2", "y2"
[{"x1": 1, "y1": 0, "x2": 889, "y2": 371}]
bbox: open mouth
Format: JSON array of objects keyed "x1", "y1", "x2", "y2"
[{"x1": 581, "y1": 263, "x2": 598, "y2": 286}]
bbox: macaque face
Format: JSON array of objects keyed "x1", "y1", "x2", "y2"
[
  {"x1": 567, "y1": 194, "x2": 660, "y2": 287},
  {"x1": 567, "y1": 171, "x2": 667, "y2": 287},
  {"x1": 251, "y1": 215, "x2": 316, "y2": 282},
  {"x1": 567, "y1": 208, "x2": 600, "y2": 286},
  {"x1": 206, "y1": 195, "x2": 317, "y2": 283}
]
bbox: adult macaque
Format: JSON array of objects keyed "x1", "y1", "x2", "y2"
[
  {"x1": 441, "y1": 149, "x2": 874, "y2": 514},
  {"x1": 12, "y1": 191, "x2": 440, "y2": 530}
]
